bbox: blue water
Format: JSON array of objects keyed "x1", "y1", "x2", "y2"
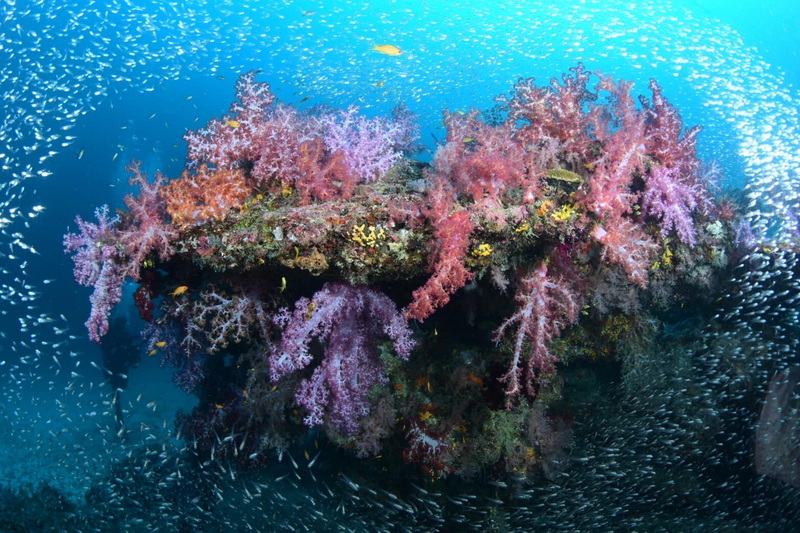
[{"x1": 2, "y1": 0, "x2": 800, "y2": 530}]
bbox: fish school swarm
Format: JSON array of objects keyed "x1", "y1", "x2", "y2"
[{"x1": 65, "y1": 65, "x2": 746, "y2": 480}]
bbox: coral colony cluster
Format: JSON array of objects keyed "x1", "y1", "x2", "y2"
[{"x1": 65, "y1": 65, "x2": 743, "y2": 480}]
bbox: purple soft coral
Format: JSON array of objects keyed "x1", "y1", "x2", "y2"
[
  {"x1": 63, "y1": 205, "x2": 126, "y2": 342},
  {"x1": 63, "y1": 205, "x2": 119, "y2": 286},
  {"x1": 270, "y1": 282, "x2": 415, "y2": 434},
  {"x1": 64, "y1": 161, "x2": 179, "y2": 342},
  {"x1": 642, "y1": 164, "x2": 704, "y2": 246},
  {"x1": 317, "y1": 104, "x2": 419, "y2": 183}
]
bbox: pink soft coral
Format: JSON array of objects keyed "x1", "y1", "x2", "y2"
[
  {"x1": 580, "y1": 75, "x2": 647, "y2": 219},
  {"x1": 494, "y1": 261, "x2": 580, "y2": 408},
  {"x1": 506, "y1": 63, "x2": 595, "y2": 160},
  {"x1": 592, "y1": 217, "x2": 659, "y2": 288},
  {"x1": 119, "y1": 160, "x2": 178, "y2": 281},
  {"x1": 184, "y1": 71, "x2": 418, "y2": 203}
]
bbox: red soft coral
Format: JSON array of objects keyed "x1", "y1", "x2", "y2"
[
  {"x1": 294, "y1": 137, "x2": 358, "y2": 204},
  {"x1": 438, "y1": 110, "x2": 541, "y2": 203},
  {"x1": 404, "y1": 174, "x2": 475, "y2": 321},
  {"x1": 580, "y1": 75, "x2": 648, "y2": 219}
]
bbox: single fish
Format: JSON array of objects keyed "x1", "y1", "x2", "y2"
[
  {"x1": 170, "y1": 285, "x2": 189, "y2": 297},
  {"x1": 373, "y1": 43, "x2": 402, "y2": 56}
]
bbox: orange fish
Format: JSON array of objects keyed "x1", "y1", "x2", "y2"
[
  {"x1": 170, "y1": 285, "x2": 189, "y2": 297},
  {"x1": 465, "y1": 373, "x2": 483, "y2": 386}
]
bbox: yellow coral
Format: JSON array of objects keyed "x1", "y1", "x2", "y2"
[
  {"x1": 661, "y1": 246, "x2": 673, "y2": 267},
  {"x1": 524, "y1": 446, "x2": 536, "y2": 462},
  {"x1": 601, "y1": 314, "x2": 629, "y2": 342},
  {"x1": 350, "y1": 224, "x2": 386, "y2": 247},
  {"x1": 419, "y1": 410, "x2": 434, "y2": 422},
  {"x1": 472, "y1": 243, "x2": 493, "y2": 257},
  {"x1": 551, "y1": 204, "x2": 576, "y2": 222},
  {"x1": 652, "y1": 246, "x2": 673, "y2": 270}
]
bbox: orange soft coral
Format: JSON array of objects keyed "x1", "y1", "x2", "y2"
[{"x1": 162, "y1": 164, "x2": 252, "y2": 228}]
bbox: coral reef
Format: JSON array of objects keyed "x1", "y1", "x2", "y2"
[{"x1": 65, "y1": 65, "x2": 746, "y2": 481}]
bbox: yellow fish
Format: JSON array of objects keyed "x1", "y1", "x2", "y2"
[
  {"x1": 147, "y1": 349, "x2": 158, "y2": 357},
  {"x1": 305, "y1": 301, "x2": 316, "y2": 320},
  {"x1": 226, "y1": 119, "x2": 241, "y2": 128},
  {"x1": 154, "y1": 341, "x2": 167, "y2": 348},
  {"x1": 170, "y1": 285, "x2": 189, "y2": 297},
  {"x1": 373, "y1": 43, "x2": 402, "y2": 56}
]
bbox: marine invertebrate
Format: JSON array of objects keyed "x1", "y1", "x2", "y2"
[
  {"x1": 63, "y1": 205, "x2": 126, "y2": 342},
  {"x1": 270, "y1": 282, "x2": 415, "y2": 434},
  {"x1": 494, "y1": 261, "x2": 580, "y2": 407},
  {"x1": 118, "y1": 160, "x2": 178, "y2": 281},
  {"x1": 161, "y1": 165, "x2": 252, "y2": 228},
  {"x1": 184, "y1": 70, "x2": 418, "y2": 203}
]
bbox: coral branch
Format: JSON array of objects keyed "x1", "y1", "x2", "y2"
[
  {"x1": 404, "y1": 209, "x2": 474, "y2": 321},
  {"x1": 494, "y1": 261, "x2": 579, "y2": 407}
]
